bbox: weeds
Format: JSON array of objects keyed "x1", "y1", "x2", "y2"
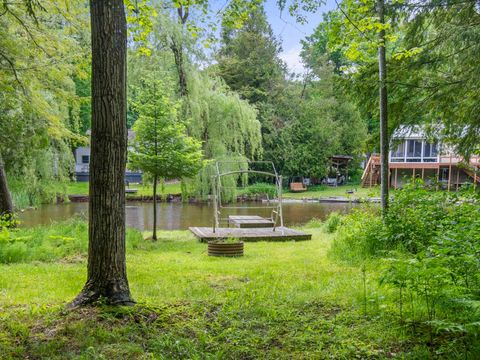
[
  {"x1": 0, "y1": 218, "x2": 143, "y2": 264},
  {"x1": 329, "y1": 180, "x2": 480, "y2": 357}
]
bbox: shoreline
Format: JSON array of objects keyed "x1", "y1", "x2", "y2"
[{"x1": 68, "y1": 194, "x2": 380, "y2": 204}]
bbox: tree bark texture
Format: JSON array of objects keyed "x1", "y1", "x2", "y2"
[
  {"x1": 70, "y1": 0, "x2": 133, "y2": 307},
  {"x1": 377, "y1": 0, "x2": 389, "y2": 214},
  {"x1": 171, "y1": 40, "x2": 188, "y2": 97},
  {"x1": 152, "y1": 175, "x2": 158, "y2": 241},
  {"x1": 0, "y1": 155, "x2": 14, "y2": 216}
]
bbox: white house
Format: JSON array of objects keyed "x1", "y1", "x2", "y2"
[
  {"x1": 362, "y1": 126, "x2": 480, "y2": 189},
  {"x1": 74, "y1": 129, "x2": 142, "y2": 183}
]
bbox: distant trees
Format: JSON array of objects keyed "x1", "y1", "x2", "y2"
[
  {"x1": 216, "y1": 4, "x2": 367, "y2": 181},
  {"x1": 0, "y1": 0, "x2": 89, "y2": 208},
  {"x1": 216, "y1": 5, "x2": 289, "y2": 172},
  {"x1": 129, "y1": 78, "x2": 203, "y2": 241},
  {"x1": 303, "y1": 0, "x2": 480, "y2": 208},
  {"x1": 128, "y1": 13, "x2": 262, "y2": 200},
  {"x1": 217, "y1": 5, "x2": 286, "y2": 104}
]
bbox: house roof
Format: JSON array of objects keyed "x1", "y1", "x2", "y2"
[{"x1": 392, "y1": 125, "x2": 443, "y2": 140}]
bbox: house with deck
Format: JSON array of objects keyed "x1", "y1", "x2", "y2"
[
  {"x1": 362, "y1": 126, "x2": 480, "y2": 189},
  {"x1": 74, "y1": 129, "x2": 142, "y2": 183}
]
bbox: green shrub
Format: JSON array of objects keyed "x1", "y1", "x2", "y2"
[
  {"x1": 243, "y1": 183, "x2": 277, "y2": 198},
  {"x1": 329, "y1": 206, "x2": 384, "y2": 263},
  {"x1": 332, "y1": 179, "x2": 480, "y2": 260},
  {"x1": 323, "y1": 211, "x2": 342, "y2": 233},
  {"x1": 331, "y1": 179, "x2": 480, "y2": 350},
  {"x1": 8, "y1": 178, "x2": 68, "y2": 209}
]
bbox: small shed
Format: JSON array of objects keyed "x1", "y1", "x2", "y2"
[{"x1": 327, "y1": 155, "x2": 353, "y2": 186}]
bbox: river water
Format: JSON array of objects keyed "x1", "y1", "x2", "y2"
[{"x1": 19, "y1": 201, "x2": 359, "y2": 231}]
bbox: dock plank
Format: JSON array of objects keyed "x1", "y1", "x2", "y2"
[
  {"x1": 189, "y1": 226, "x2": 312, "y2": 242},
  {"x1": 228, "y1": 215, "x2": 274, "y2": 228}
]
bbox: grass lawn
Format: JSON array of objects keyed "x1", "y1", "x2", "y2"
[
  {"x1": 0, "y1": 223, "x2": 440, "y2": 359},
  {"x1": 66, "y1": 181, "x2": 182, "y2": 197},
  {"x1": 283, "y1": 184, "x2": 380, "y2": 200},
  {"x1": 67, "y1": 181, "x2": 379, "y2": 202}
]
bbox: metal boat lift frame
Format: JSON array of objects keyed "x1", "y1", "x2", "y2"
[{"x1": 211, "y1": 160, "x2": 284, "y2": 234}]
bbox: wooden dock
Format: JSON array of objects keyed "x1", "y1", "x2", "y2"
[
  {"x1": 228, "y1": 215, "x2": 274, "y2": 228},
  {"x1": 189, "y1": 226, "x2": 312, "y2": 242}
]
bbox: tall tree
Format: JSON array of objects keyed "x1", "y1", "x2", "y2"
[
  {"x1": 129, "y1": 78, "x2": 203, "y2": 241},
  {"x1": 217, "y1": 5, "x2": 287, "y2": 171},
  {"x1": 1, "y1": 0, "x2": 89, "y2": 208},
  {"x1": 217, "y1": 5, "x2": 285, "y2": 104},
  {"x1": 377, "y1": 0, "x2": 389, "y2": 212},
  {"x1": 71, "y1": 0, "x2": 133, "y2": 307}
]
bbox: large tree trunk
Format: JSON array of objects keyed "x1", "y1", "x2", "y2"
[
  {"x1": 377, "y1": 0, "x2": 389, "y2": 214},
  {"x1": 0, "y1": 154, "x2": 14, "y2": 217},
  {"x1": 70, "y1": 0, "x2": 133, "y2": 307},
  {"x1": 171, "y1": 40, "x2": 188, "y2": 97},
  {"x1": 152, "y1": 175, "x2": 158, "y2": 241}
]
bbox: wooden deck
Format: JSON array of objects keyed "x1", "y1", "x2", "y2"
[
  {"x1": 228, "y1": 215, "x2": 274, "y2": 228},
  {"x1": 189, "y1": 226, "x2": 312, "y2": 242}
]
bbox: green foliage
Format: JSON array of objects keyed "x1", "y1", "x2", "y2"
[
  {"x1": 209, "y1": 237, "x2": 241, "y2": 244},
  {"x1": 216, "y1": 4, "x2": 367, "y2": 179},
  {"x1": 128, "y1": 77, "x2": 204, "y2": 181},
  {"x1": 330, "y1": 180, "x2": 480, "y2": 355},
  {"x1": 187, "y1": 72, "x2": 262, "y2": 161},
  {"x1": 388, "y1": 1, "x2": 480, "y2": 156},
  {"x1": 127, "y1": 44, "x2": 262, "y2": 200},
  {"x1": 242, "y1": 182, "x2": 276, "y2": 198},
  {"x1": 333, "y1": 180, "x2": 480, "y2": 261},
  {"x1": 282, "y1": 93, "x2": 367, "y2": 179},
  {"x1": 324, "y1": 211, "x2": 342, "y2": 233},
  {"x1": 217, "y1": 5, "x2": 285, "y2": 104},
  {"x1": 0, "y1": 218, "x2": 143, "y2": 264},
  {"x1": 303, "y1": 217, "x2": 323, "y2": 229},
  {"x1": 0, "y1": 213, "x2": 18, "y2": 229},
  {"x1": 0, "y1": 0, "x2": 88, "y2": 208},
  {"x1": 330, "y1": 206, "x2": 384, "y2": 263}
]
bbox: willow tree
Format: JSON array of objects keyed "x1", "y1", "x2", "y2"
[
  {"x1": 129, "y1": 78, "x2": 203, "y2": 240},
  {"x1": 127, "y1": 45, "x2": 262, "y2": 202},
  {"x1": 0, "y1": 0, "x2": 88, "y2": 210},
  {"x1": 71, "y1": 0, "x2": 133, "y2": 307},
  {"x1": 187, "y1": 72, "x2": 262, "y2": 201}
]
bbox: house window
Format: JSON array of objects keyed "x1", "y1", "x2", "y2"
[
  {"x1": 406, "y1": 140, "x2": 422, "y2": 161},
  {"x1": 390, "y1": 141, "x2": 406, "y2": 162},
  {"x1": 424, "y1": 142, "x2": 438, "y2": 158},
  {"x1": 81, "y1": 155, "x2": 90, "y2": 164}
]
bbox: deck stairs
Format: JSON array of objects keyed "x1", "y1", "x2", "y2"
[
  {"x1": 463, "y1": 167, "x2": 480, "y2": 184},
  {"x1": 361, "y1": 155, "x2": 381, "y2": 187}
]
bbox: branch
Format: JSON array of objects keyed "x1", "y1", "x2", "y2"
[
  {"x1": 334, "y1": 0, "x2": 375, "y2": 43},
  {"x1": 0, "y1": 50, "x2": 26, "y2": 94},
  {"x1": 5, "y1": 6, "x2": 52, "y2": 57}
]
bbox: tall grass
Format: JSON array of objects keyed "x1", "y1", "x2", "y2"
[
  {"x1": 8, "y1": 178, "x2": 68, "y2": 209},
  {"x1": 328, "y1": 181, "x2": 480, "y2": 356},
  {"x1": 0, "y1": 218, "x2": 143, "y2": 264}
]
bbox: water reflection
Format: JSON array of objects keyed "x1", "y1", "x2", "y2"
[{"x1": 19, "y1": 201, "x2": 359, "y2": 231}]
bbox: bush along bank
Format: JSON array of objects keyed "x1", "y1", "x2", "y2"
[{"x1": 328, "y1": 180, "x2": 480, "y2": 358}]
